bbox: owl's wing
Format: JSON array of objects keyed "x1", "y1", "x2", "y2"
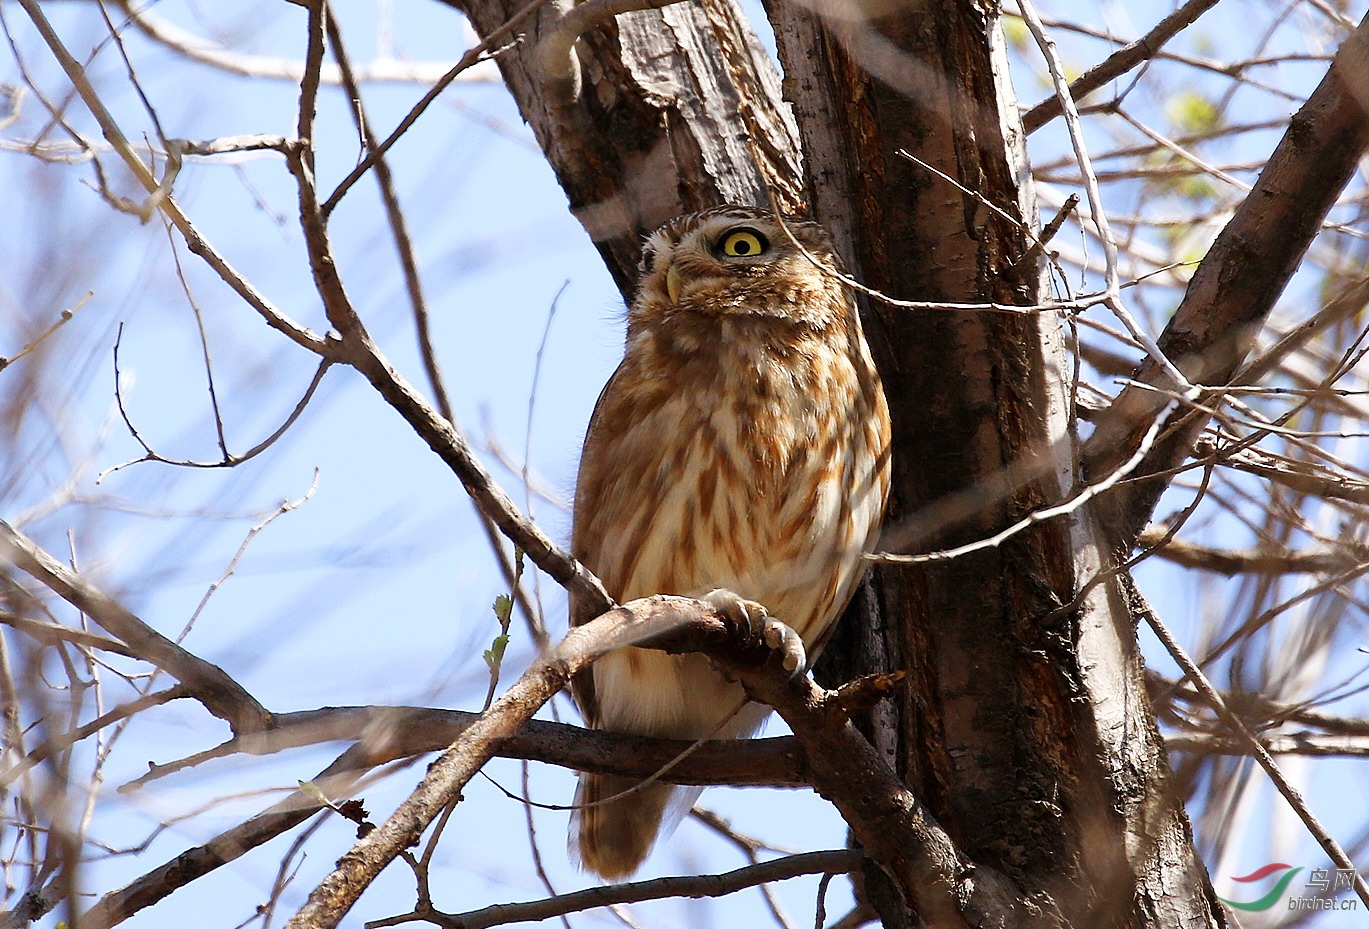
[
  {"x1": 569, "y1": 359, "x2": 629, "y2": 629},
  {"x1": 566, "y1": 360, "x2": 635, "y2": 726}
]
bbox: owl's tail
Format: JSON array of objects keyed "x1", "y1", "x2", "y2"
[{"x1": 572, "y1": 773, "x2": 700, "y2": 880}]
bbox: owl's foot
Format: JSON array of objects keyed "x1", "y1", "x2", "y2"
[{"x1": 702, "y1": 589, "x2": 807, "y2": 675}]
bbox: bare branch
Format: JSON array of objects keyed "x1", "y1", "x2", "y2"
[
  {"x1": 102, "y1": 333, "x2": 334, "y2": 476},
  {"x1": 321, "y1": 0, "x2": 553, "y2": 216},
  {"x1": 1021, "y1": 0, "x2": 1226, "y2": 133},
  {"x1": 13, "y1": 0, "x2": 329, "y2": 353},
  {"x1": 371, "y1": 850, "x2": 863, "y2": 929},
  {"x1": 872, "y1": 399, "x2": 1174, "y2": 564},
  {"x1": 0, "y1": 518, "x2": 272, "y2": 735},
  {"x1": 0, "y1": 686, "x2": 187, "y2": 791},
  {"x1": 280, "y1": 597, "x2": 765, "y2": 928},
  {"x1": 122, "y1": 705, "x2": 807, "y2": 791},
  {"x1": 1085, "y1": 11, "x2": 1369, "y2": 542},
  {"x1": 112, "y1": 0, "x2": 495, "y2": 86},
  {"x1": 1137, "y1": 527, "x2": 1368, "y2": 575},
  {"x1": 1166, "y1": 733, "x2": 1369, "y2": 757},
  {"x1": 0, "y1": 293, "x2": 87, "y2": 374},
  {"x1": 1221, "y1": 444, "x2": 1369, "y2": 504},
  {"x1": 284, "y1": 596, "x2": 1030, "y2": 929},
  {"x1": 79, "y1": 751, "x2": 369, "y2": 929},
  {"x1": 1134, "y1": 587, "x2": 1369, "y2": 907}
]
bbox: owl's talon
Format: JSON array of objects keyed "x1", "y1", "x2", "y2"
[
  {"x1": 702, "y1": 588, "x2": 768, "y2": 636},
  {"x1": 762, "y1": 617, "x2": 807, "y2": 676},
  {"x1": 702, "y1": 589, "x2": 807, "y2": 676}
]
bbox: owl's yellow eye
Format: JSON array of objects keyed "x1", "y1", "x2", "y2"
[{"x1": 718, "y1": 229, "x2": 768, "y2": 258}]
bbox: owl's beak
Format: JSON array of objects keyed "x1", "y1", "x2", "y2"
[{"x1": 665, "y1": 263, "x2": 683, "y2": 303}]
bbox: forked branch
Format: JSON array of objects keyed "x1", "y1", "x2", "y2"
[{"x1": 282, "y1": 596, "x2": 1033, "y2": 929}]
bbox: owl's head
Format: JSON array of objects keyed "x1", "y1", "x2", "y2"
[{"x1": 632, "y1": 206, "x2": 847, "y2": 325}]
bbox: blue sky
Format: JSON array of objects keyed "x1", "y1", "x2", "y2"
[{"x1": 2, "y1": 1, "x2": 1367, "y2": 926}]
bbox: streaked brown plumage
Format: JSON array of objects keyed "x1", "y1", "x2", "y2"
[{"x1": 569, "y1": 206, "x2": 891, "y2": 879}]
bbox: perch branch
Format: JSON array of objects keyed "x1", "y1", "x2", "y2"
[{"x1": 284, "y1": 596, "x2": 1029, "y2": 929}]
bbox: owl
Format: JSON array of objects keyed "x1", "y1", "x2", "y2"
[{"x1": 569, "y1": 205, "x2": 892, "y2": 880}]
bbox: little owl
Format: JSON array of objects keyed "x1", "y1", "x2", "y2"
[{"x1": 569, "y1": 205, "x2": 892, "y2": 879}]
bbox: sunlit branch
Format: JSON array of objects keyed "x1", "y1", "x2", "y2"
[
  {"x1": 1137, "y1": 590, "x2": 1369, "y2": 907},
  {"x1": 0, "y1": 518, "x2": 271, "y2": 735},
  {"x1": 1020, "y1": 0, "x2": 1225, "y2": 133},
  {"x1": 369, "y1": 850, "x2": 863, "y2": 929}
]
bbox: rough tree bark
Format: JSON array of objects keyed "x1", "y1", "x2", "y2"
[
  {"x1": 764, "y1": 3, "x2": 1220, "y2": 926},
  {"x1": 452, "y1": 0, "x2": 1225, "y2": 925}
]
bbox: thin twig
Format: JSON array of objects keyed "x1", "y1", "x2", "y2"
[
  {"x1": 1017, "y1": 0, "x2": 1194, "y2": 396},
  {"x1": 100, "y1": 327, "x2": 333, "y2": 477},
  {"x1": 0, "y1": 518, "x2": 272, "y2": 735},
  {"x1": 0, "y1": 686, "x2": 186, "y2": 790},
  {"x1": 1021, "y1": 0, "x2": 1226, "y2": 133},
  {"x1": 871, "y1": 400, "x2": 1176, "y2": 564},
  {"x1": 1137, "y1": 593, "x2": 1369, "y2": 907},
  {"x1": 322, "y1": 0, "x2": 554, "y2": 215},
  {"x1": 0, "y1": 293, "x2": 88, "y2": 374},
  {"x1": 14, "y1": 0, "x2": 327, "y2": 353},
  {"x1": 113, "y1": 0, "x2": 487, "y2": 87}
]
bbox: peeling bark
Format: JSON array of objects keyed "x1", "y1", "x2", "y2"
[{"x1": 449, "y1": 0, "x2": 802, "y2": 293}]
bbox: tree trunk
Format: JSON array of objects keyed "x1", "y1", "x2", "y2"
[
  {"x1": 448, "y1": 0, "x2": 803, "y2": 292},
  {"x1": 458, "y1": 0, "x2": 1224, "y2": 924},
  {"x1": 766, "y1": 2, "x2": 1221, "y2": 926}
]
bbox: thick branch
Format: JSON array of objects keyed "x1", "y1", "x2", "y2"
[
  {"x1": 1085, "y1": 12, "x2": 1369, "y2": 544},
  {"x1": 133, "y1": 705, "x2": 808, "y2": 789},
  {"x1": 1221, "y1": 445, "x2": 1369, "y2": 505},
  {"x1": 733, "y1": 658, "x2": 1032, "y2": 929},
  {"x1": 285, "y1": 596, "x2": 1028, "y2": 929}
]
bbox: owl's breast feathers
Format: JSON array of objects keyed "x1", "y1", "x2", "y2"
[{"x1": 571, "y1": 302, "x2": 890, "y2": 662}]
